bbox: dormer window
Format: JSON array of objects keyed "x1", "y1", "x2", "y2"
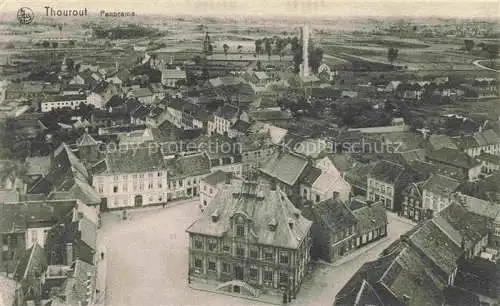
[
  {"x1": 236, "y1": 224, "x2": 245, "y2": 237},
  {"x1": 268, "y1": 218, "x2": 278, "y2": 231},
  {"x1": 211, "y1": 209, "x2": 220, "y2": 222}
]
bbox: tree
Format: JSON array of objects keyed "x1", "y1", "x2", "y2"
[
  {"x1": 42, "y1": 41, "x2": 50, "y2": 48},
  {"x1": 387, "y1": 47, "x2": 399, "y2": 64},
  {"x1": 464, "y1": 39, "x2": 475, "y2": 53},
  {"x1": 264, "y1": 39, "x2": 272, "y2": 61},
  {"x1": 237, "y1": 45, "x2": 243, "y2": 53},
  {"x1": 51, "y1": 42, "x2": 58, "y2": 49},
  {"x1": 222, "y1": 44, "x2": 229, "y2": 57},
  {"x1": 485, "y1": 44, "x2": 498, "y2": 67},
  {"x1": 309, "y1": 47, "x2": 324, "y2": 73},
  {"x1": 254, "y1": 39, "x2": 262, "y2": 57},
  {"x1": 68, "y1": 40, "x2": 75, "y2": 46}
]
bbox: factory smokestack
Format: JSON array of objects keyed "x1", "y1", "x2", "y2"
[{"x1": 300, "y1": 24, "x2": 310, "y2": 77}]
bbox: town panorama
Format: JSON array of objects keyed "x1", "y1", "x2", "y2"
[{"x1": 0, "y1": 3, "x2": 498, "y2": 306}]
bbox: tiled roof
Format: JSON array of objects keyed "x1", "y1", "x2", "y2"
[
  {"x1": 78, "y1": 215, "x2": 97, "y2": 250},
  {"x1": 474, "y1": 129, "x2": 500, "y2": 146},
  {"x1": 44, "y1": 94, "x2": 86, "y2": 102},
  {"x1": 427, "y1": 148, "x2": 480, "y2": 169},
  {"x1": 130, "y1": 87, "x2": 153, "y2": 98},
  {"x1": 408, "y1": 220, "x2": 463, "y2": 276},
  {"x1": 162, "y1": 69, "x2": 186, "y2": 79},
  {"x1": 422, "y1": 173, "x2": 461, "y2": 196},
  {"x1": 25, "y1": 156, "x2": 51, "y2": 176},
  {"x1": 202, "y1": 170, "x2": 233, "y2": 186},
  {"x1": 455, "y1": 258, "x2": 499, "y2": 300},
  {"x1": 187, "y1": 182, "x2": 312, "y2": 249},
  {"x1": 231, "y1": 120, "x2": 252, "y2": 133},
  {"x1": 344, "y1": 162, "x2": 377, "y2": 189},
  {"x1": 459, "y1": 195, "x2": 500, "y2": 220},
  {"x1": 76, "y1": 133, "x2": 100, "y2": 147},
  {"x1": 62, "y1": 259, "x2": 96, "y2": 306},
  {"x1": 475, "y1": 152, "x2": 500, "y2": 164},
  {"x1": 368, "y1": 160, "x2": 405, "y2": 184},
  {"x1": 14, "y1": 243, "x2": 47, "y2": 281},
  {"x1": 95, "y1": 147, "x2": 165, "y2": 174},
  {"x1": 166, "y1": 152, "x2": 210, "y2": 179},
  {"x1": 351, "y1": 201, "x2": 387, "y2": 234},
  {"x1": 303, "y1": 198, "x2": 357, "y2": 233},
  {"x1": 105, "y1": 95, "x2": 125, "y2": 108},
  {"x1": 214, "y1": 104, "x2": 239, "y2": 120},
  {"x1": 300, "y1": 167, "x2": 322, "y2": 186},
  {"x1": 335, "y1": 249, "x2": 404, "y2": 306},
  {"x1": 434, "y1": 203, "x2": 489, "y2": 249},
  {"x1": 260, "y1": 152, "x2": 309, "y2": 186}
]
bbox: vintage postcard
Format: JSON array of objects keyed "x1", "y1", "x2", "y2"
[{"x1": 0, "y1": 0, "x2": 498, "y2": 305}]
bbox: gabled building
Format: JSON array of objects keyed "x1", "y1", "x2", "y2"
[
  {"x1": 400, "y1": 181, "x2": 428, "y2": 222},
  {"x1": 421, "y1": 173, "x2": 461, "y2": 216},
  {"x1": 335, "y1": 203, "x2": 490, "y2": 306},
  {"x1": 186, "y1": 181, "x2": 312, "y2": 302},
  {"x1": 367, "y1": 160, "x2": 418, "y2": 212},
  {"x1": 91, "y1": 147, "x2": 169, "y2": 210},
  {"x1": 165, "y1": 152, "x2": 211, "y2": 201},
  {"x1": 427, "y1": 148, "x2": 482, "y2": 181}
]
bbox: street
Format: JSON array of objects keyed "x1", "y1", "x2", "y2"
[{"x1": 98, "y1": 201, "x2": 414, "y2": 306}]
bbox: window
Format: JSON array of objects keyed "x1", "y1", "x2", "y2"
[
  {"x1": 263, "y1": 269, "x2": 273, "y2": 282},
  {"x1": 236, "y1": 224, "x2": 245, "y2": 237},
  {"x1": 279, "y1": 251, "x2": 289, "y2": 265},
  {"x1": 148, "y1": 173, "x2": 154, "y2": 178},
  {"x1": 264, "y1": 249, "x2": 273, "y2": 262},
  {"x1": 236, "y1": 247, "x2": 245, "y2": 257},
  {"x1": 98, "y1": 185, "x2": 104, "y2": 193},
  {"x1": 179, "y1": 180, "x2": 183, "y2": 187},
  {"x1": 158, "y1": 172, "x2": 162, "y2": 177},
  {"x1": 222, "y1": 262, "x2": 231, "y2": 273},
  {"x1": 158, "y1": 183, "x2": 162, "y2": 189},
  {"x1": 123, "y1": 175, "x2": 128, "y2": 180},
  {"x1": 250, "y1": 247, "x2": 259, "y2": 259},
  {"x1": 133, "y1": 174, "x2": 138, "y2": 179},
  {"x1": 114, "y1": 176, "x2": 118, "y2": 181},
  {"x1": 208, "y1": 260, "x2": 216, "y2": 272},
  {"x1": 204, "y1": 185, "x2": 207, "y2": 191},
  {"x1": 210, "y1": 188, "x2": 213, "y2": 194},
  {"x1": 194, "y1": 238, "x2": 203, "y2": 249},
  {"x1": 113, "y1": 186, "x2": 118, "y2": 193},
  {"x1": 123, "y1": 184, "x2": 128, "y2": 192},
  {"x1": 250, "y1": 266, "x2": 258, "y2": 280},
  {"x1": 194, "y1": 258, "x2": 203, "y2": 269},
  {"x1": 279, "y1": 272, "x2": 289, "y2": 284},
  {"x1": 222, "y1": 242, "x2": 231, "y2": 253},
  {"x1": 316, "y1": 195, "x2": 320, "y2": 202},
  {"x1": 148, "y1": 183, "x2": 153, "y2": 190},
  {"x1": 139, "y1": 174, "x2": 144, "y2": 178},
  {"x1": 208, "y1": 239, "x2": 217, "y2": 252}
]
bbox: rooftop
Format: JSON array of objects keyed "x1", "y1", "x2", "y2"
[{"x1": 186, "y1": 182, "x2": 312, "y2": 249}]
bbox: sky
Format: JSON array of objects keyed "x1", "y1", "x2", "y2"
[{"x1": 1, "y1": 0, "x2": 499, "y2": 19}]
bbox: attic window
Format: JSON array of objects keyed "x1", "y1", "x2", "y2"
[
  {"x1": 211, "y1": 209, "x2": 220, "y2": 222},
  {"x1": 288, "y1": 218, "x2": 294, "y2": 229},
  {"x1": 293, "y1": 208, "x2": 301, "y2": 219},
  {"x1": 268, "y1": 218, "x2": 277, "y2": 231}
]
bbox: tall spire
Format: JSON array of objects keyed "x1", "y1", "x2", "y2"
[{"x1": 300, "y1": 24, "x2": 310, "y2": 78}]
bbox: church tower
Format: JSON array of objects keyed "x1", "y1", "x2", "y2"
[{"x1": 203, "y1": 31, "x2": 212, "y2": 55}]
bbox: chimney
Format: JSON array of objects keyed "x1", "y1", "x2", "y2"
[
  {"x1": 211, "y1": 209, "x2": 219, "y2": 222},
  {"x1": 333, "y1": 191, "x2": 340, "y2": 200},
  {"x1": 270, "y1": 179, "x2": 277, "y2": 191},
  {"x1": 66, "y1": 243, "x2": 73, "y2": 265}
]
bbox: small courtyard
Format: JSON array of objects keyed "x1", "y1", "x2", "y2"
[{"x1": 98, "y1": 200, "x2": 414, "y2": 306}]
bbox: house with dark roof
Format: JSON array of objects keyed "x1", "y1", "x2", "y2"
[
  {"x1": 350, "y1": 198, "x2": 388, "y2": 247},
  {"x1": 427, "y1": 148, "x2": 482, "y2": 181},
  {"x1": 335, "y1": 203, "x2": 490, "y2": 306},
  {"x1": 91, "y1": 147, "x2": 168, "y2": 210},
  {"x1": 186, "y1": 181, "x2": 312, "y2": 302},
  {"x1": 259, "y1": 151, "x2": 312, "y2": 203},
  {"x1": 302, "y1": 199, "x2": 358, "y2": 262},
  {"x1": 207, "y1": 104, "x2": 249, "y2": 138},
  {"x1": 199, "y1": 170, "x2": 241, "y2": 208},
  {"x1": 400, "y1": 181, "x2": 429, "y2": 222},
  {"x1": 454, "y1": 258, "x2": 499, "y2": 305},
  {"x1": 367, "y1": 160, "x2": 420, "y2": 212},
  {"x1": 165, "y1": 152, "x2": 211, "y2": 201},
  {"x1": 454, "y1": 129, "x2": 500, "y2": 157},
  {"x1": 13, "y1": 243, "x2": 47, "y2": 302},
  {"x1": 421, "y1": 173, "x2": 461, "y2": 216},
  {"x1": 475, "y1": 152, "x2": 500, "y2": 174}
]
